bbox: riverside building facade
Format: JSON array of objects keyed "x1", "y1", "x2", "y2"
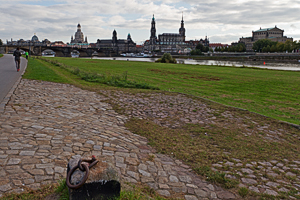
[
  {"x1": 96, "y1": 30, "x2": 137, "y2": 54},
  {"x1": 144, "y1": 14, "x2": 209, "y2": 54},
  {"x1": 239, "y1": 26, "x2": 293, "y2": 51}
]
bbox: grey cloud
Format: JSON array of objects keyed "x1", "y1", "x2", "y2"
[
  {"x1": 0, "y1": 0, "x2": 299, "y2": 43},
  {"x1": 209, "y1": 34, "x2": 240, "y2": 44}
]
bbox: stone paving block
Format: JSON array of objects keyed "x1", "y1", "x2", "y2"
[
  {"x1": 19, "y1": 151, "x2": 35, "y2": 156},
  {"x1": 184, "y1": 195, "x2": 198, "y2": 200},
  {"x1": 0, "y1": 184, "x2": 12, "y2": 192},
  {"x1": 7, "y1": 158, "x2": 21, "y2": 165},
  {"x1": 157, "y1": 190, "x2": 170, "y2": 197},
  {"x1": 138, "y1": 169, "x2": 151, "y2": 177},
  {"x1": 195, "y1": 189, "x2": 208, "y2": 198}
]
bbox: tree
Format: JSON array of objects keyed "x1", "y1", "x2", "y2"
[
  {"x1": 284, "y1": 40, "x2": 292, "y2": 52},
  {"x1": 190, "y1": 49, "x2": 203, "y2": 55},
  {"x1": 276, "y1": 42, "x2": 284, "y2": 52},
  {"x1": 252, "y1": 39, "x2": 277, "y2": 52},
  {"x1": 270, "y1": 45, "x2": 277, "y2": 52},
  {"x1": 195, "y1": 43, "x2": 205, "y2": 51},
  {"x1": 0, "y1": 39, "x2": 3, "y2": 46}
]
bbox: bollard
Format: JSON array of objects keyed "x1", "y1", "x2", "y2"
[{"x1": 67, "y1": 156, "x2": 121, "y2": 200}]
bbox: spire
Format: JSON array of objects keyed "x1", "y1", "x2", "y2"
[
  {"x1": 112, "y1": 29, "x2": 117, "y2": 44},
  {"x1": 150, "y1": 14, "x2": 157, "y2": 44},
  {"x1": 179, "y1": 13, "x2": 186, "y2": 40}
]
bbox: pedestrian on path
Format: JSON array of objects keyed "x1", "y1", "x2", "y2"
[
  {"x1": 13, "y1": 47, "x2": 21, "y2": 72},
  {"x1": 25, "y1": 51, "x2": 29, "y2": 60}
]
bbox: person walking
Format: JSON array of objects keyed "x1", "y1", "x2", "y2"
[
  {"x1": 13, "y1": 47, "x2": 21, "y2": 72},
  {"x1": 25, "y1": 51, "x2": 29, "y2": 60}
]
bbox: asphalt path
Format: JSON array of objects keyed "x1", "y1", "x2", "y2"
[{"x1": 0, "y1": 54, "x2": 27, "y2": 103}]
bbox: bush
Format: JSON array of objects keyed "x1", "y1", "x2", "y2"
[{"x1": 155, "y1": 53, "x2": 177, "y2": 63}]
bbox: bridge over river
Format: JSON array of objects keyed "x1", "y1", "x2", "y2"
[{"x1": 0, "y1": 44, "x2": 117, "y2": 57}]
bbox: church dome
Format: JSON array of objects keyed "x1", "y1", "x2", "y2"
[{"x1": 31, "y1": 34, "x2": 39, "y2": 42}]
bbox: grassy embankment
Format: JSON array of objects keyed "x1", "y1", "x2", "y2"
[
  {"x1": 0, "y1": 54, "x2": 3, "y2": 58},
  {"x1": 18, "y1": 57, "x2": 300, "y2": 199},
  {"x1": 45, "y1": 57, "x2": 300, "y2": 125}
]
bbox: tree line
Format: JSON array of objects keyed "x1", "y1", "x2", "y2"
[
  {"x1": 190, "y1": 42, "x2": 247, "y2": 54},
  {"x1": 214, "y1": 43, "x2": 246, "y2": 52},
  {"x1": 252, "y1": 39, "x2": 300, "y2": 53},
  {"x1": 190, "y1": 43, "x2": 209, "y2": 55},
  {"x1": 189, "y1": 38, "x2": 300, "y2": 54}
]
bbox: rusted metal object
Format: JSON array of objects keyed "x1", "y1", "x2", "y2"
[
  {"x1": 67, "y1": 155, "x2": 121, "y2": 200},
  {"x1": 66, "y1": 155, "x2": 99, "y2": 189}
]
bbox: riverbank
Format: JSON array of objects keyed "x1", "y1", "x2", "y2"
[
  {"x1": 40, "y1": 57, "x2": 300, "y2": 125},
  {"x1": 173, "y1": 53, "x2": 300, "y2": 62},
  {"x1": 7, "y1": 56, "x2": 299, "y2": 199}
]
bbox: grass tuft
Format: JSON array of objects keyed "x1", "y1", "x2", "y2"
[
  {"x1": 55, "y1": 179, "x2": 69, "y2": 200},
  {"x1": 238, "y1": 187, "x2": 249, "y2": 197},
  {"x1": 194, "y1": 166, "x2": 239, "y2": 189}
]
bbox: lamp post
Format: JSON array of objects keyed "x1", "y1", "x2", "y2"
[{"x1": 29, "y1": 41, "x2": 31, "y2": 58}]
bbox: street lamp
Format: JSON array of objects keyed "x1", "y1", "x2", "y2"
[{"x1": 29, "y1": 41, "x2": 31, "y2": 58}]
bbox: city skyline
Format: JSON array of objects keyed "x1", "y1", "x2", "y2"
[{"x1": 0, "y1": 0, "x2": 299, "y2": 45}]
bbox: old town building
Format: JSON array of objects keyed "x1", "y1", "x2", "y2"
[
  {"x1": 96, "y1": 30, "x2": 137, "y2": 54},
  {"x1": 239, "y1": 26, "x2": 293, "y2": 51},
  {"x1": 144, "y1": 14, "x2": 209, "y2": 54},
  {"x1": 70, "y1": 24, "x2": 88, "y2": 44}
]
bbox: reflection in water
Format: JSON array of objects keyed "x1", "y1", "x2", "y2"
[{"x1": 92, "y1": 57, "x2": 300, "y2": 71}]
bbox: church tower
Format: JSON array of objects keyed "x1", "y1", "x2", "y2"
[
  {"x1": 127, "y1": 33, "x2": 132, "y2": 42},
  {"x1": 179, "y1": 13, "x2": 186, "y2": 41},
  {"x1": 77, "y1": 23, "x2": 81, "y2": 32},
  {"x1": 150, "y1": 14, "x2": 157, "y2": 45},
  {"x1": 112, "y1": 30, "x2": 118, "y2": 46},
  {"x1": 71, "y1": 23, "x2": 87, "y2": 43}
]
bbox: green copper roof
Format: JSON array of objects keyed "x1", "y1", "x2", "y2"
[{"x1": 254, "y1": 27, "x2": 275, "y2": 32}]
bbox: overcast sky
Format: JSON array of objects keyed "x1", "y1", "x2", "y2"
[{"x1": 1, "y1": 0, "x2": 299, "y2": 45}]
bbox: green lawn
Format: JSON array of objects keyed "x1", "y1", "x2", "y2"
[
  {"x1": 45, "y1": 57, "x2": 300, "y2": 125},
  {"x1": 0, "y1": 54, "x2": 3, "y2": 58}
]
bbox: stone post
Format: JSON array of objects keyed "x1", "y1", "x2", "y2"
[{"x1": 67, "y1": 156, "x2": 121, "y2": 200}]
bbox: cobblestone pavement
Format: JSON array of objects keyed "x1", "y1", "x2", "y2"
[
  {"x1": 97, "y1": 90, "x2": 300, "y2": 199},
  {"x1": 0, "y1": 80, "x2": 237, "y2": 199}
]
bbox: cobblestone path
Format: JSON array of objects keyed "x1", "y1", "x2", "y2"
[
  {"x1": 98, "y1": 89, "x2": 300, "y2": 199},
  {"x1": 0, "y1": 80, "x2": 237, "y2": 199}
]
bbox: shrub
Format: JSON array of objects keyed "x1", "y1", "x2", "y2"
[{"x1": 155, "y1": 53, "x2": 177, "y2": 63}]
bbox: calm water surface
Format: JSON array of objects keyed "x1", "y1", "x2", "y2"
[{"x1": 91, "y1": 57, "x2": 300, "y2": 71}]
